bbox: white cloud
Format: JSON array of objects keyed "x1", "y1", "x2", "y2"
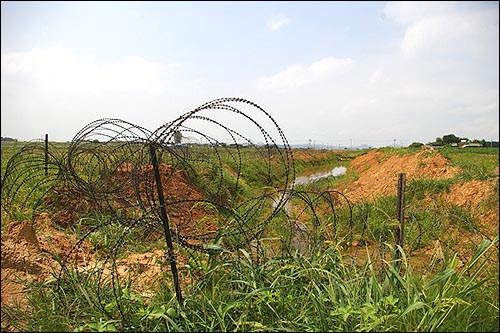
[
  {"x1": 382, "y1": 1, "x2": 460, "y2": 24},
  {"x1": 2, "y1": 47, "x2": 178, "y2": 98},
  {"x1": 257, "y1": 57, "x2": 353, "y2": 92},
  {"x1": 267, "y1": 16, "x2": 290, "y2": 31},
  {"x1": 252, "y1": 38, "x2": 498, "y2": 146},
  {"x1": 1, "y1": 47, "x2": 177, "y2": 95},
  {"x1": 402, "y1": 10, "x2": 498, "y2": 58},
  {"x1": 369, "y1": 69, "x2": 382, "y2": 84},
  {"x1": 0, "y1": 47, "x2": 202, "y2": 141},
  {"x1": 383, "y1": 2, "x2": 499, "y2": 59}
]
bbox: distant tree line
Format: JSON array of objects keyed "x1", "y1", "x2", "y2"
[
  {"x1": 1, "y1": 137, "x2": 17, "y2": 142},
  {"x1": 409, "y1": 134, "x2": 499, "y2": 148}
]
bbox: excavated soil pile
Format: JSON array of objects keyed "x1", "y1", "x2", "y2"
[
  {"x1": 1, "y1": 163, "x2": 209, "y2": 314},
  {"x1": 442, "y1": 177, "x2": 499, "y2": 235},
  {"x1": 344, "y1": 147, "x2": 460, "y2": 203},
  {"x1": 340, "y1": 148, "x2": 498, "y2": 272},
  {"x1": 1, "y1": 218, "x2": 94, "y2": 309},
  {"x1": 342, "y1": 147, "x2": 498, "y2": 231},
  {"x1": 1, "y1": 217, "x2": 191, "y2": 332}
]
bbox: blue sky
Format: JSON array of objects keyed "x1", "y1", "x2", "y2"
[{"x1": 1, "y1": 1, "x2": 498, "y2": 147}]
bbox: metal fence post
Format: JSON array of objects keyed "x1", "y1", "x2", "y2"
[
  {"x1": 395, "y1": 173, "x2": 406, "y2": 264},
  {"x1": 149, "y1": 143, "x2": 183, "y2": 306},
  {"x1": 45, "y1": 134, "x2": 49, "y2": 176}
]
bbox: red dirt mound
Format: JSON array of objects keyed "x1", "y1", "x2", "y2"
[
  {"x1": 1, "y1": 162, "x2": 212, "y2": 314},
  {"x1": 343, "y1": 147, "x2": 459, "y2": 203},
  {"x1": 1, "y1": 219, "x2": 93, "y2": 310},
  {"x1": 442, "y1": 177, "x2": 499, "y2": 235}
]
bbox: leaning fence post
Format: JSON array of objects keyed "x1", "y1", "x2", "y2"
[
  {"x1": 395, "y1": 173, "x2": 406, "y2": 264},
  {"x1": 149, "y1": 143, "x2": 183, "y2": 306},
  {"x1": 45, "y1": 134, "x2": 49, "y2": 176}
]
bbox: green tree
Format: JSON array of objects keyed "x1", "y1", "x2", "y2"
[
  {"x1": 442, "y1": 134, "x2": 461, "y2": 144},
  {"x1": 409, "y1": 142, "x2": 424, "y2": 148}
]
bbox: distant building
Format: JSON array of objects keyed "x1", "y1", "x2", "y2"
[{"x1": 458, "y1": 141, "x2": 482, "y2": 148}]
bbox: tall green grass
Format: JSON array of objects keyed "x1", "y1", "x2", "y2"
[
  {"x1": 439, "y1": 147, "x2": 499, "y2": 181},
  {"x1": 2, "y1": 236, "x2": 497, "y2": 332}
]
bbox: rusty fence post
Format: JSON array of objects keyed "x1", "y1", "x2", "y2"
[
  {"x1": 45, "y1": 134, "x2": 49, "y2": 176},
  {"x1": 395, "y1": 173, "x2": 406, "y2": 264},
  {"x1": 149, "y1": 143, "x2": 183, "y2": 306}
]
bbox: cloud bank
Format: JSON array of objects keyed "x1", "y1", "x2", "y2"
[{"x1": 1, "y1": 2, "x2": 498, "y2": 147}]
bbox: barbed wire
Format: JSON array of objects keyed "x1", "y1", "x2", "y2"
[
  {"x1": 1, "y1": 98, "x2": 306, "y2": 316},
  {"x1": 2, "y1": 97, "x2": 490, "y2": 322}
]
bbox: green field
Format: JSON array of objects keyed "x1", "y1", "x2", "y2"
[{"x1": 1, "y1": 142, "x2": 498, "y2": 332}]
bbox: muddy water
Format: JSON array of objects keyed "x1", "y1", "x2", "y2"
[
  {"x1": 270, "y1": 166, "x2": 347, "y2": 255},
  {"x1": 293, "y1": 166, "x2": 347, "y2": 186},
  {"x1": 273, "y1": 166, "x2": 347, "y2": 210}
]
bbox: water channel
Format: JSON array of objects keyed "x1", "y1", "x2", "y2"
[
  {"x1": 274, "y1": 166, "x2": 347, "y2": 209},
  {"x1": 269, "y1": 166, "x2": 348, "y2": 255},
  {"x1": 293, "y1": 166, "x2": 347, "y2": 186}
]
